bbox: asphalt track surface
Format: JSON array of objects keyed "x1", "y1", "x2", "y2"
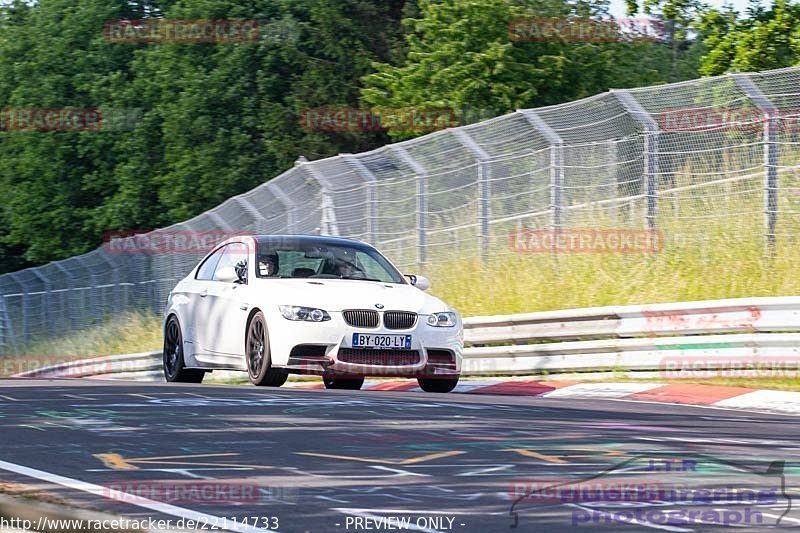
[{"x1": 1, "y1": 379, "x2": 800, "y2": 533}]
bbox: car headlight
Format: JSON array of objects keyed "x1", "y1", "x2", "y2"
[
  {"x1": 279, "y1": 305, "x2": 331, "y2": 322},
  {"x1": 426, "y1": 312, "x2": 457, "y2": 327}
]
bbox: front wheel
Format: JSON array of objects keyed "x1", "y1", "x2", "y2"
[
  {"x1": 246, "y1": 311, "x2": 288, "y2": 387},
  {"x1": 323, "y1": 375, "x2": 364, "y2": 390},
  {"x1": 163, "y1": 316, "x2": 205, "y2": 383},
  {"x1": 417, "y1": 376, "x2": 459, "y2": 393}
]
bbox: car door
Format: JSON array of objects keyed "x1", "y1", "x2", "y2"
[
  {"x1": 182, "y1": 245, "x2": 225, "y2": 363},
  {"x1": 196, "y1": 242, "x2": 250, "y2": 368}
]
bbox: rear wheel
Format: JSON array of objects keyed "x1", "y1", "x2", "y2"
[
  {"x1": 246, "y1": 311, "x2": 288, "y2": 387},
  {"x1": 163, "y1": 316, "x2": 205, "y2": 383},
  {"x1": 323, "y1": 375, "x2": 364, "y2": 390},
  {"x1": 417, "y1": 376, "x2": 459, "y2": 393}
]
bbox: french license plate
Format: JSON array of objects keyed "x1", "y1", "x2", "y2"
[{"x1": 352, "y1": 333, "x2": 412, "y2": 350}]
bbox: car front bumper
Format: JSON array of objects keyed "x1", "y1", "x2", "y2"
[{"x1": 265, "y1": 308, "x2": 463, "y2": 377}]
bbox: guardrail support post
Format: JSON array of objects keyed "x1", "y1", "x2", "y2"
[
  {"x1": 341, "y1": 154, "x2": 378, "y2": 244},
  {"x1": 53, "y1": 262, "x2": 80, "y2": 331},
  {"x1": 519, "y1": 111, "x2": 565, "y2": 232},
  {"x1": 9, "y1": 273, "x2": 29, "y2": 345},
  {"x1": 451, "y1": 129, "x2": 492, "y2": 262},
  {"x1": 29, "y1": 269, "x2": 51, "y2": 339},
  {"x1": 732, "y1": 73, "x2": 779, "y2": 254},
  {"x1": 612, "y1": 90, "x2": 660, "y2": 231},
  {"x1": 299, "y1": 162, "x2": 340, "y2": 236},
  {"x1": 0, "y1": 295, "x2": 12, "y2": 354},
  {"x1": 233, "y1": 196, "x2": 270, "y2": 234},
  {"x1": 393, "y1": 147, "x2": 429, "y2": 268}
]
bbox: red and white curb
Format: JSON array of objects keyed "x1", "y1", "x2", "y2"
[{"x1": 287, "y1": 379, "x2": 800, "y2": 415}]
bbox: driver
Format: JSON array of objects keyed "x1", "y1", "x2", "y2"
[
  {"x1": 257, "y1": 253, "x2": 279, "y2": 277},
  {"x1": 338, "y1": 258, "x2": 358, "y2": 278},
  {"x1": 332, "y1": 249, "x2": 361, "y2": 278}
]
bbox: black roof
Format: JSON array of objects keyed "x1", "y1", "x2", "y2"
[{"x1": 253, "y1": 235, "x2": 374, "y2": 249}]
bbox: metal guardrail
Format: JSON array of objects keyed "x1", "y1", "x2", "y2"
[{"x1": 12, "y1": 296, "x2": 800, "y2": 380}]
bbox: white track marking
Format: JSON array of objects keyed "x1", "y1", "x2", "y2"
[
  {"x1": 451, "y1": 382, "x2": 497, "y2": 393},
  {"x1": 543, "y1": 383, "x2": 662, "y2": 399},
  {"x1": 0, "y1": 459, "x2": 274, "y2": 533},
  {"x1": 714, "y1": 390, "x2": 800, "y2": 414},
  {"x1": 760, "y1": 512, "x2": 800, "y2": 525}
]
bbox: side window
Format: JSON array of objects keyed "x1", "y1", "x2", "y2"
[
  {"x1": 196, "y1": 246, "x2": 226, "y2": 280},
  {"x1": 214, "y1": 242, "x2": 248, "y2": 283}
]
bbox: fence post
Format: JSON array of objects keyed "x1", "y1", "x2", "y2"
[
  {"x1": 611, "y1": 90, "x2": 660, "y2": 231},
  {"x1": 30, "y1": 269, "x2": 50, "y2": 339},
  {"x1": 0, "y1": 295, "x2": 11, "y2": 354},
  {"x1": 99, "y1": 252, "x2": 126, "y2": 320},
  {"x1": 341, "y1": 154, "x2": 378, "y2": 245},
  {"x1": 208, "y1": 211, "x2": 233, "y2": 231},
  {"x1": 519, "y1": 110, "x2": 564, "y2": 231},
  {"x1": 731, "y1": 73, "x2": 779, "y2": 253},
  {"x1": 266, "y1": 181, "x2": 299, "y2": 234},
  {"x1": 451, "y1": 129, "x2": 492, "y2": 262},
  {"x1": 233, "y1": 196, "x2": 270, "y2": 234},
  {"x1": 9, "y1": 273, "x2": 28, "y2": 345},
  {"x1": 392, "y1": 146, "x2": 428, "y2": 268},
  {"x1": 298, "y1": 162, "x2": 340, "y2": 236},
  {"x1": 53, "y1": 263, "x2": 79, "y2": 330}
]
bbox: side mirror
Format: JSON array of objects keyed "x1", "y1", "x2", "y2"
[
  {"x1": 215, "y1": 266, "x2": 239, "y2": 283},
  {"x1": 406, "y1": 274, "x2": 431, "y2": 291}
]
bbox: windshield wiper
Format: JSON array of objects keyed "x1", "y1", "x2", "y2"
[{"x1": 342, "y1": 276, "x2": 383, "y2": 282}]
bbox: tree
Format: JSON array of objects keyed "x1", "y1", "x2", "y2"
[
  {"x1": 0, "y1": 0, "x2": 410, "y2": 271},
  {"x1": 361, "y1": 0, "x2": 676, "y2": 140},
  {"x1": 0, "y1": 0, "x2": 159, "y2": 266},
  {"x1": 625, "y1": 0, "x2": 706, "y2": 81},
  {"x1": 698, "y1": 0, "x2": 800, "y2": 75}
]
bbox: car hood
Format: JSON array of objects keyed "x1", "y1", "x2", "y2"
[{"x1": 249, "y1": 278, "x2": 448, "y2": 314}]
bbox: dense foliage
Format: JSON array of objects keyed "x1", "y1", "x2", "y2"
[{"x1": 0, "y1": 0, "x2": 795, "y2": 272}]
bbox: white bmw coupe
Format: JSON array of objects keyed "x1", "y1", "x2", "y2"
[{"x1": 162, "y1": 235, "x2": 463, "y2": 392}]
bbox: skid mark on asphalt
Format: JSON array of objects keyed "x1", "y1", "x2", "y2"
[{"x1": 295, "y1": 450, "x2": 465, "y2": 465}]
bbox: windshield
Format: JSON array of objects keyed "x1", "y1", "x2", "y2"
[{"x1": 255, "y1": 238, "x2": 406, "y2": 284}]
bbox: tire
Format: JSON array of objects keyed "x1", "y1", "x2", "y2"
[
  {"x1": 323, "y1": 376, "x2": 365, "y2": 390},
  {"x1": 417, "y1": 376, "x2": 459, "y2": 393},
  {"x1": 163, "y1": 316, "x2": 205, "y2": 383},
  {"x1": 246, "y1": 311, "x2": 288, "y2": 387}
]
